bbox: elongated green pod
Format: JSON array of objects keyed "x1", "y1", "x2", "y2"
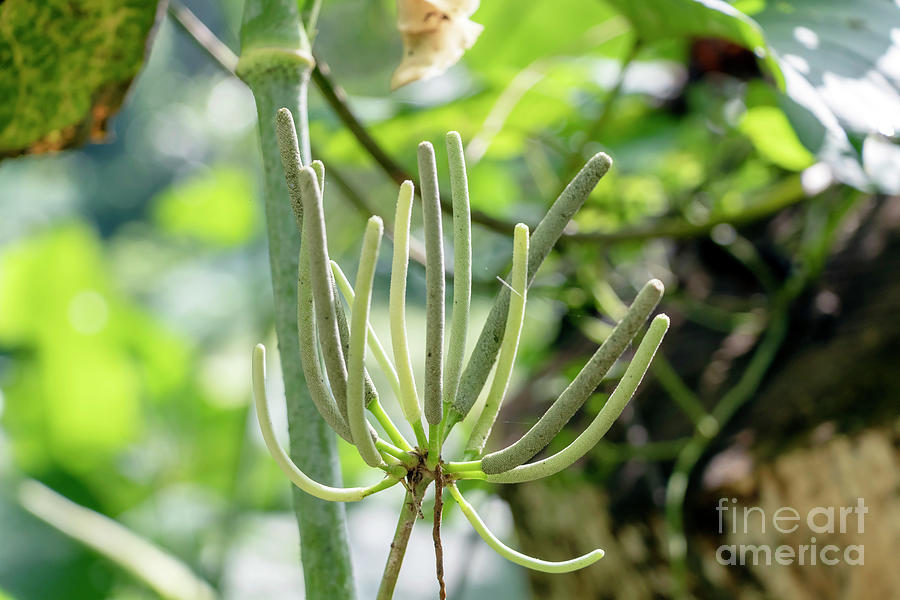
[
  {"x1": 296, "y1": 240, "x2": 354, "y2": 442},
  {"x1": 449, "y1": 153, "x2": 613, "y2": 425},
  {"x1": 447, "y1": 483, "x2": 604, "y2": 573},
  {"x1": 465, "y1": 224, "x2": 529, "y2": 456},
  {"x1": 389, "y1": 181, "x2": 423, "y2": 425},
  {"x1": 332, "y1": 276, "x2": 378, "y2": 409},
  {"x1": 252, "y1": 344, "x2": 399, "y2": 501},
  {"x1": 274, "y1": 116, "x2": 352, "y2": 442},
  {"x1": 348, "y1": 218, "x2": 386, "y2": 467},
  {"x1": 418, "y1": 142, "x2": 445, "y2": 426},
  {"x1": 299, "y1": 167, "x2": 350, "y2": 419},
  {"x1": 330, "y1": 261, "x2": 413, "y2": 452},
  {"x1": 486, "y1": 314, "x2": 669, "y2": 484},
  {"x1": 310, "y1": 159, "x2": 325, "y2": 197},
  {"x1": 331, "y1": 261, "x2": 403, "y2": 404},
  {"x1": 443, "y1": 131, "x2": 472, "y2": 414},
  {"x1": 481, "y1": 279, "x2": 664, "y2": 474},
  {"x1": 274, "y1": 108, "x2": 306, "y2": 232}
]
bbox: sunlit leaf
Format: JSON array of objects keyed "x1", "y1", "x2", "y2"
[
  {"x1": 0, "y1": 0, "x2": 161, "y2": 158},
  {"x1": 603, "y1": 0, "x2": 782, "y2": 82},
  {"x1": 754, "y1": 0, "x2": 900, "y2": 191},
  {"x1": 739, "y1": 105, "x2": 815, "y2": 171}
]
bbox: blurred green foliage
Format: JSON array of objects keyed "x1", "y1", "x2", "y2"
[
  {"x1": 0, "y1": 0, "x2": 898, "y2": 598},
  {"x1": 152, "y1": 167, "x2": 259, "y2": 246}
]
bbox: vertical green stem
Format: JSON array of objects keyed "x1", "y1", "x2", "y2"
[
  {"x1": 237, "y1": 1, "x2": 355, "y2": 597},
  {"x1": 376, "y1": 478, "x2": 432, "y2": 600}
]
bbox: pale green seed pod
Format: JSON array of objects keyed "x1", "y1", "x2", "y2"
[
  {"x1": 481, "y1": 279, "x2": 664, "y2": 474},
  {"x1": 486, "y1": 314, "x2": 670, "y2": 484},
  {"x1": 347, "y1": 217, "x2": 386, "y2": 467},
  {"x1": 450, "y1": 152, "x2": 613, "y2": 422},
  {"x1": 418, "y1": 142, "x2": 445, "y2": 426}
]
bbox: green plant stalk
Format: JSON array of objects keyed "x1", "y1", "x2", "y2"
[
  {"x1": 419, "y1": 142, "x2": 446, "y2": 427},
  {"x1": 377, "y1": 477, "x2": 433, "y2": 600},
  {"x1": 237, "y1": 0, "x2": 355, "y2": 595},
  {"x1": 446, "y1": 152, "x2": 612, "y2": 431}
]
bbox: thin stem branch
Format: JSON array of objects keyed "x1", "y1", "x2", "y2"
[
  {"x1": 377, "y1": 478, "x2": 431, "y2": 600},
  {"x1": 168, "y1": 0, "x2": 238, "y2": 74},
  {"x1": 310, "y1": 55, "x2": 518, "y2": 236},
  {"x1": 433, "y1": 463, "x2": 447, "y2": 600},
  {"x1": 560, "y1": 37, "x2": 640, "y2": 184}
]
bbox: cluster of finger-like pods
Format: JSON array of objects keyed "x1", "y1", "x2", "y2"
[{"x1": 250, "y1": 107, "x2": 669, "y2": 574}]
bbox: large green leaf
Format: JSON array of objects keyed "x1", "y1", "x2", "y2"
[
  {"x1": 603, "y1": 0, "x2": 783, "y2": 81},
  {"x1": 605, "y1": 0, "x2": 900, "y2": 192},
  {"x1": 754, "y1": 0, "x2": 900, "y2": 192},
  {"x1": 0, "y1": 0, "x2": 161, "y2": 158}
]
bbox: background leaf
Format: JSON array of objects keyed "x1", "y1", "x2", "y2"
[
  {"x1": 754, "y1": 0, "x2": 900, "y2": 193},
  {"x1": 603, "y1": 0, "x2": 782, "y2": 81}
]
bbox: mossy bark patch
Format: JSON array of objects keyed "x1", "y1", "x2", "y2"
[{"x1": 0, "y1": 0, "x2": 162, "y2": 158}]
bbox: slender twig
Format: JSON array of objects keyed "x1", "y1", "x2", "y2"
[
  {"x1": 568, "y1": 174, "x2": 806, "y2": 242},
  {"x1": 377, "y1": 478, "x2": 432, "y2": 600},
  {"x1": 310, "y1": 56, "x2": 520, "y2": 236},
  {"x1": 302, "y1": 0, "x2": 323, "y2": 39},
  {"x1": 167, "y1": 1, "x2": 238, "y2": 74},
  {"x1": 433, "y1": 463, "x2": 447, "y2": 600},
  {"x1": 560, "y1": 38, "x2": 641, "y2": 185}
]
